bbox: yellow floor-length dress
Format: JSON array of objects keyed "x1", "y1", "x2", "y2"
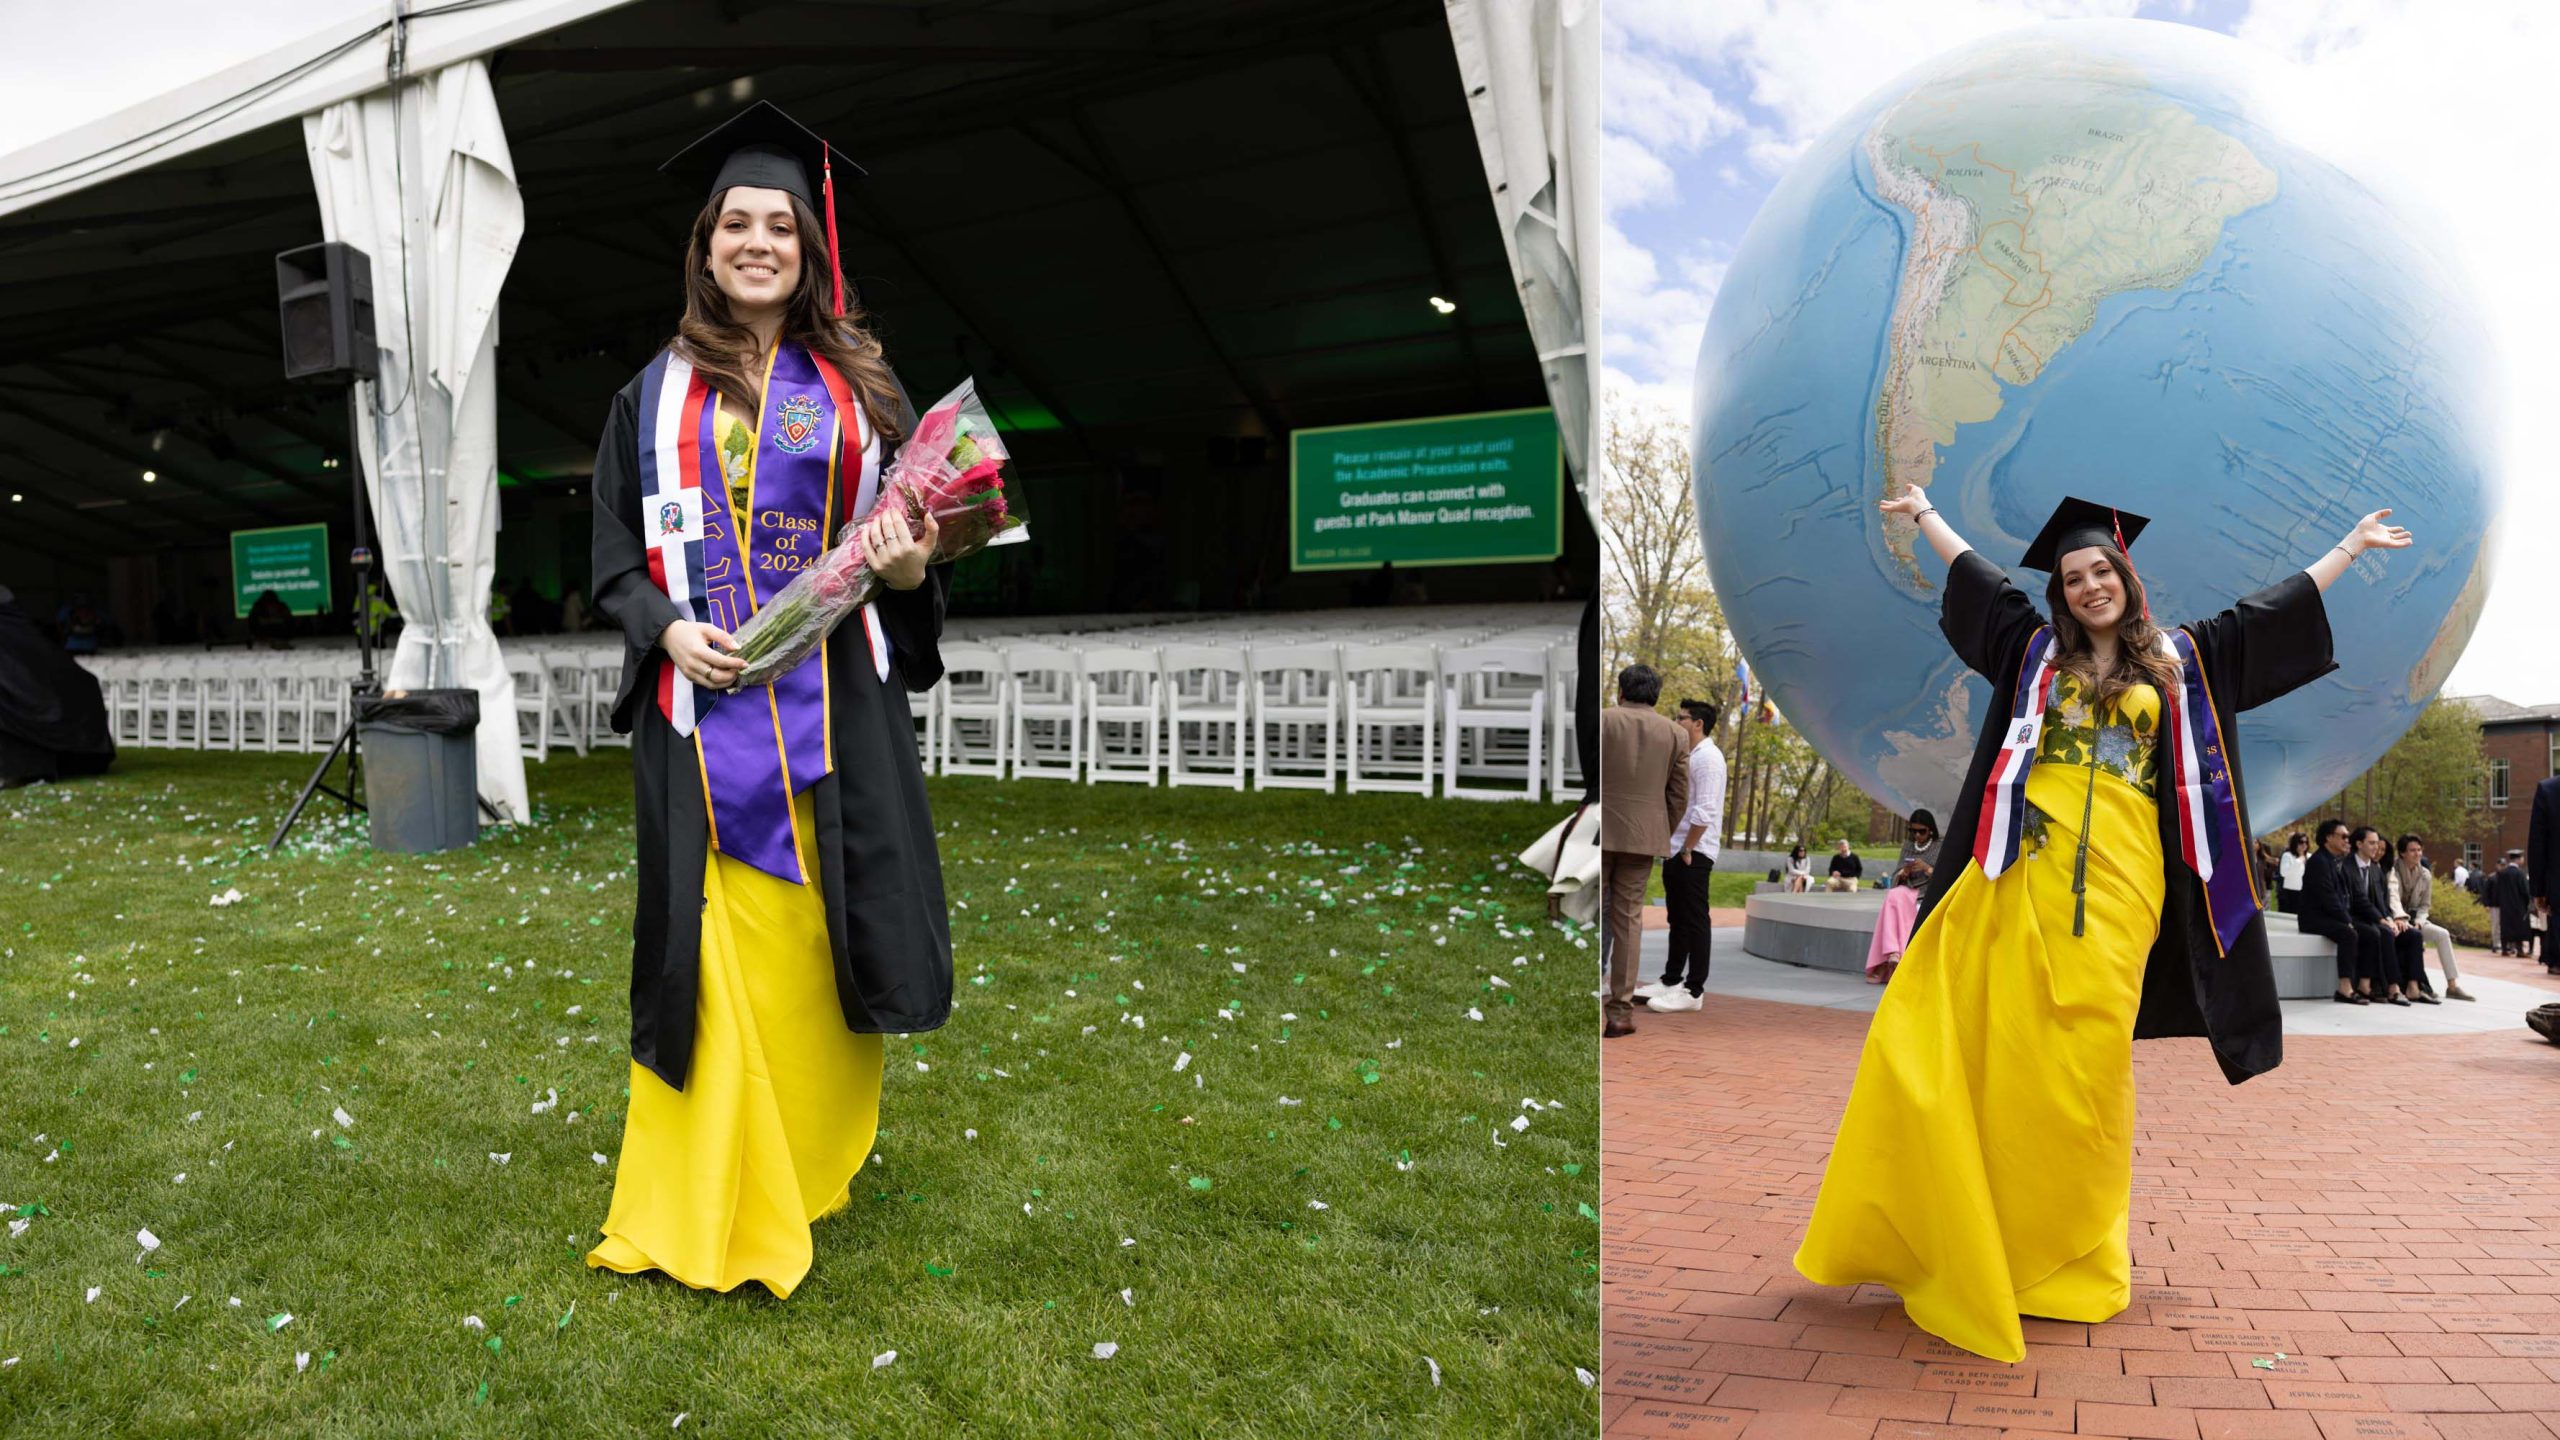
[
  {"x1": 588, "y1": 791, "x2": 885, "y2": 1298},
  {"x1": 1796, "y1": 677, "x2": 2163, "y2": 1364}
]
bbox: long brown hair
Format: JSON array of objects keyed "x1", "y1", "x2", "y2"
[
  {"x1": 2043, "y1": 542, "x2": 2180, "y2": 713},
  {"x1": 669, "y1": 191, "x2": 904, "y2": 442}
]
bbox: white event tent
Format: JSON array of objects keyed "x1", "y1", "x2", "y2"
[{"x1": 0, "y1": 0, "x2": 1596, "y2": 828}]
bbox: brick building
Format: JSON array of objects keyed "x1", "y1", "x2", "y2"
[{"x1": 2444, "y1": 694, "x2": 2560, "y2": 873}]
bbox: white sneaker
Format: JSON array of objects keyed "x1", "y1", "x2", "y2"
[
  {"x1": 1632, "y1": 981, "x2": 1673, "y2": 1002},
  {"x1": 1648, "y1": 989, "x2": 1703, "y2": 1012}
]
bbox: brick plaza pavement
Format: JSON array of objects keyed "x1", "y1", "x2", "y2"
[{"x1": 1603, "y1": 943, "x2": 2560, "y2": 1440}]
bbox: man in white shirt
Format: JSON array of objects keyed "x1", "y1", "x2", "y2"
[{"x1": 1638, "y1": 700, "x2": 1725, "y2": 1013}]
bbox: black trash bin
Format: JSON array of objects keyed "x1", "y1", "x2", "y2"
[{"x1": 357, "y1": 689, "x2": 480, "y2": 853}]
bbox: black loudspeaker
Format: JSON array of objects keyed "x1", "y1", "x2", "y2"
[{"x1": 276, "y1": 241, "x2": 379, "y2": 384}]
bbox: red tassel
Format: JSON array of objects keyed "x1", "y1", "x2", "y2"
[
  {"x1": 2113, "y1": 508, "x2": 2150, "y2": 621},
  {"x1": 824, "y1": 146, "x2": 846, "y2": 319}
]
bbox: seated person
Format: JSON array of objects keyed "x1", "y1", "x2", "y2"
[
  {"x1": 1865, "y1": 860, "x2": 1929, "y2": 984},
  {"x1": 1824, "y1": 838, "x2": 1863, "y2": 893},
  {"x1": 2354, "y1": 825, "x2": 2431, "y2": 1004},
  {"x1": 2388, "y1": 834, "x2": 2473, "y2": 1002},
  {"x1": 1896, "y1": 810, "x2": 1943, "y2": 875},
  {"x1": 2297, "y1": 818, "x2": 2386, "y2": 1005}
]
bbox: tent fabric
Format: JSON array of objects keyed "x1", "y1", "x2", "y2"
[
  {"x1": 0, "y1": 0, "x2": 639, "y2": 221},
  {"x1": 304, "y1": 57, "x2": 529, "y2": 825},
  {"x1": 1444, "y1": 0, "x2": 1600, "y2": 500}
]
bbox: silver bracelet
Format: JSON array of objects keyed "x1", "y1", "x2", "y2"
[
  {"x1": 2331, "y1": 544, "x2": 2355, "y2": 560},
  {"x1": 1913, "y1": 506, "x2": 1938, "y2": 522}
]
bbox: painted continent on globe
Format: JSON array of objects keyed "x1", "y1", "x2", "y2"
[{"x1": 1691, "y1": 21, "x2": 2498, "y2": 830}]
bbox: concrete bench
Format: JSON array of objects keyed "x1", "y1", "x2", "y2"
[{"x1": 1740, "y1": 890, "x2": 2347, "y2": 998}]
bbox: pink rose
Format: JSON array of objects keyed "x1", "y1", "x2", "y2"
[{"x1": 810, "y1": 565, "x2": 855, "y2": 606}]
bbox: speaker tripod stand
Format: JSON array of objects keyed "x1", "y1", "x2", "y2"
[{"x1": 270, "y1": 388, "x2": 384, "y2": 852}]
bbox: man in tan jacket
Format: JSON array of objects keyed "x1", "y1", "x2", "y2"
[{"x1": 1599, "y1": 663, "x2": 1690, "y2": 1037}]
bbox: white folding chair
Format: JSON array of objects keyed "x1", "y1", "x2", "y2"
[
  {"x1": 241, "y1": 667, "x2": 288, "y2": 753},
  {"x1": 1341, "y1": 643, "x2": 1437, "y2": 795},
  {"x1": 158, "y1": 660, "x2": 201, "y2": 748},
  {"x1": 1548, "y1": 642, "x2": 1584, "y2": 801},
  {"x1": 107, "y1": 660, "x2": 148, "y2": 747},
  {"x1": 262, "y1": 666, "x2": 306, "y2": 753},
  {"x1": 1439, "y1": 644, "x2": 1547, "y2": 801},
  {"x1": 544, "y1": 651, "x2": 592, "y2": 758},
  {"x1": 937, "y1": 642, "x2": 1008, "y2": 777},
  {"x1": 139, "y1": 658, "x2": 178, "y2": 748},
  {"x1": 195, "y1": 664, "x2": 240, "y2": 752},
  {"x1": 1158, "y1": 644, "x2": 1248, "y2": 791},
  {"x1": 1005, "y1": 643, "x2": 1083, "y2": 781},
  {"x1": 1249, "y1": 643, "x2": 1341, "y2": 792},
  {"x1": 509, "y1": 651, "x2": 553, "y2": 762},
  {"x1": 1081, "y1": 646, "x2": 1162, "y2": 785},
  {"x1": 583, "y1": 652, "x2": 629, "y2": 749},
  {"x1": 301, "y1": 657, "x2": 351, "y2": 753}
]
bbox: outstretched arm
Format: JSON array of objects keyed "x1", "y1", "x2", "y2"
[
  {"x1": 2303, "y1": 509, "x2": 2413, "y2": 592},
  {"x1": 1884, "y1": 487, "x2": 2038, "y2": 680},
  {"x1": 1879, "y1": 488, "x2": 1971, "y2": 566}
]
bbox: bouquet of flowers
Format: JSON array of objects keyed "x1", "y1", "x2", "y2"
[{"x1": 726, "y1": 377, "x2": 1024, "y2": 689}]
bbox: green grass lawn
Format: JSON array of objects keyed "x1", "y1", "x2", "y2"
[{"x1": 0, "y1": 750, "x2": 1597, "y2": 1437}]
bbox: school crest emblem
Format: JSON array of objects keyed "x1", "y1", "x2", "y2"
[
  {"x1": 658, "y1": 500, "x2": 686, "y2": 537},
  {"x1": 773, "y1": 394, "x2": 824, "y2": 454}
]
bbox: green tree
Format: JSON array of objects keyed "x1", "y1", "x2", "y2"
[
  {"x1": 2268, "y1": 697, "x2": 2486, "y2": 849},
  {"x1": 1600, "y1": 388, "x2": 1901, "y2": 850},
  {"x1": 1598, "y1": 389, "x2": 1728, "y2": 710}
]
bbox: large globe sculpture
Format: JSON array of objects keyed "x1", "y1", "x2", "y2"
[{"x1": 1692, "y1": 19, "x2": 2499, "y2": 831}]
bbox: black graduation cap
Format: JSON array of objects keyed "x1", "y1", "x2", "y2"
[
  {"x1": 2020, "y1": 496, "x2": 2148, "y2": 572},
  {"x1": 2022, "y1": 495, "x2": 2152, "y2": 619},
  {"x1": 660, "y1": 101, "x2": 863, "y2": 315}
]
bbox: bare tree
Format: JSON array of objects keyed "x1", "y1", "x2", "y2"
[
  {"x1": 1598, "y1": 388, "x2": 1725, "y2": 698},
  {"x1": 1600, "y1": 388, "x2": 1891, "y2": 851}
]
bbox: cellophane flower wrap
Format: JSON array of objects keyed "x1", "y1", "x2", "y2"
[{"x1": 727, "y1": 377, "x2": 1023, "y2": 689}]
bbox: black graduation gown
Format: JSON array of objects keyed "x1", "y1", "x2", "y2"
[
  {"x1": 1915, "y1": 549, "x2": 2335, "y2": 1086},
  {"x1": 2489, "y1": 865, "x2": 2533, "y2": 942},
  {"x1": 2532, "y1": 777, "x2": 2560, "y2": 906},
  {"x1": 590, "y1": 359, "x2": 954, "y2": 1092}
]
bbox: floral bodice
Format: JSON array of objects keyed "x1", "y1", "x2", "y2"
[
  {"x1": 2035, "y1": 672, "x2": 2160, "y2": 798},
  {"x1": 714, "y1": 407, "x2": 755, "y2": 524}
]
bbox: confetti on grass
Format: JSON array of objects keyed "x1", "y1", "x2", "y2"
[
  {"x1": 1091, "y1": 1342, "x2": 1119, "y2": 1360},
  {"x1": 1, "y1": 762, "x2": 1596, "y2": 1429}
]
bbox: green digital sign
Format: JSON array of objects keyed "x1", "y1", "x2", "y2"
[
  {"x1": 230, "y1": 523, "x2": 332, "y2": 618},
  {"x1": 1290, "y1": 407, "x2": 1562, "y2": 571}
]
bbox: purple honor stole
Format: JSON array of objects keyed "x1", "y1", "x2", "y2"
[
  {"x1": 639, "y1": 341, "x2": 883, "y2": 884},
  {"x1": 1968, "y1": 625, "x2": 2260, "y2": 954},
  {"x1": 2162, "y1": 627, "x2": 2259, "y2": 955}
]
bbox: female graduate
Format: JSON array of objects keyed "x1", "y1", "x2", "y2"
[
  {"x1": 1794, "y1": 492, "x2": 2411, "y2": 1363},
  {"x1": 585, "y1": 102, "x2": 955, "y2": 1298}
]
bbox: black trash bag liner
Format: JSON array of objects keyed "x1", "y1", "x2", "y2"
[
  {"x1": 356, "y1": 688, "x2": 480, "y2": 735},
  {"x1": 0, "y1": 586, "x2": 114, "y2": 783}
]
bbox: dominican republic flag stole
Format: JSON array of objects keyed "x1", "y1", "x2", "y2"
[
  {"x1": 1969, "y1": 625, "x2": 2260, "y2": 956},
  {"x1": 638, "y1": 341, "x2": 885, "y2": 884}
]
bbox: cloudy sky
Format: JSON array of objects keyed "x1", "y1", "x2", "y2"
[
  {"x1": 1605, "y1": 0, "x2": 2558, "y2": 704},
  {"x1": 0, "y1": 1, "x2": 390, "y2": 152}
]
